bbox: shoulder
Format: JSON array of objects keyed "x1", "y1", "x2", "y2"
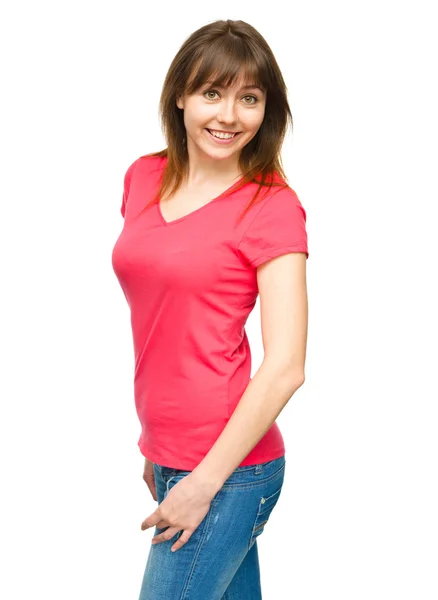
[
  {"x1": 125, "y1": 153, "x2": 165, "y2": 178},
  {"x1": 268, "y1": 184, "x2": 305, "y2": 207},
  {"x1": 122, "y1": 154, "x2": 167, "y2": 196},
  {"x1": 124, "y1": 152, "x2": 166, "y2": 173},
  {"x1": 237, "y1": 182, "x2": 309, "y2": 266},
  {"x1": 253, "y1": 184, "x2": 307, "y2": 223}
]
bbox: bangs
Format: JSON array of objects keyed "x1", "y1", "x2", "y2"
[{"x1": 185, "y1": 38, "x2": 269, "y2": 95}]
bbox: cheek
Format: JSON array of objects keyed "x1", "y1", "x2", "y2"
[
  {"x1": 184, "y1": 103, "x2": 214, "y2": 128},
  {"x1": 240, "y1": 109, "x2": 265, "y2": 132}
]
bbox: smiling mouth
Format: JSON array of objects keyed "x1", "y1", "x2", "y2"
[{"x1": 205, "y1": 128, "x2": 242, "y2": 139}]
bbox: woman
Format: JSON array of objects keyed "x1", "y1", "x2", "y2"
[{"x1": 112, "y1": 18, "x2": 309, "y2": 600}]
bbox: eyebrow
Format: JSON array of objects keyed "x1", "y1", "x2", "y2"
[{"x1": 205, "y1": 82, "x2": 265, "y2": 93}]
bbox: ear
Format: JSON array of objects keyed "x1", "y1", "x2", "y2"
[{"x1": 176, "y1": 95, "x2": 184, "y2": 110}]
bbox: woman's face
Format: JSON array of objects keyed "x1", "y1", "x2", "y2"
[{"x1": 176, "y1": 73, "x2": 266, "y2": 163}]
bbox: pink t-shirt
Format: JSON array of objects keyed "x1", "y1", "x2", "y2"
[{"x1": 112, "y1": 154, "x2": 309, "y2": 470}]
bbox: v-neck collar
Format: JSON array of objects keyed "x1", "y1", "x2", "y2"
[{"x1": 157, "y1": 176, "x2": 247, "y2": 226}]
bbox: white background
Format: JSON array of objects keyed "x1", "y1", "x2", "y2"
[{"x1": 1, "y1": 1, "x2": 437, "y2": 598}]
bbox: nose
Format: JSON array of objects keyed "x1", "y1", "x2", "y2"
[{"x1": 216, "y1": 98, "x2": 238, "y2": 125}]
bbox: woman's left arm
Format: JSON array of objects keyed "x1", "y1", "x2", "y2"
[{"x1": 192, "y1": 251, "x2": 308, "y2": 495}]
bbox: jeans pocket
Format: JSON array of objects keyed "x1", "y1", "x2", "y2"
[
  {"x1": 156, "y1": 474, "x2": 187, "y2": 538},
  {"x1": 163, "y1": 472, "x2": 186, "y2": 500},
  {"x1": 248, "y1": 486, "x2": 283, "y2": 550}
]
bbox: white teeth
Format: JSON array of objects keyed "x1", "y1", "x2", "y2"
[{"x1": 208, "y1": 129, "x2": 236, "y2": 139}]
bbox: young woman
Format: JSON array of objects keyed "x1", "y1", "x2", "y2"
[{"x1": 112, "y1": 18, "x2": 309, "y2": 600}]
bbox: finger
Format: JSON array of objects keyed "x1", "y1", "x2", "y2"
[
  {"x1": 144, "y1": 475, "x2": 156, "y2": 488},
  {"x1": 151, "y1": 526, "x2": 181, "y2": 545},
  {"x1": 142, "y1": 469, "x2": 157, "y2": 500},
  {"x1": 141, "y1": 510, "x2": 161, "y2": 530},
  {"x1": 154, "y1": 519, "x2": 169, "y2": 529},
  {"x1": 147, "y1": 482, "x2": 157, "y2": 501},
  {"x1": 171, "y1": 530, "x2": 192, "y2": 552}
]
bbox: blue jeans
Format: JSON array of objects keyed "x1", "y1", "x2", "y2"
[{"x1": 138, "y1": 455, "x2": 286, "y2": 599}]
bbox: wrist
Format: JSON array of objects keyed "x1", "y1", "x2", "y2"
[{"x1": 191, "y1": 465, "x2": 224, "y2": 498}]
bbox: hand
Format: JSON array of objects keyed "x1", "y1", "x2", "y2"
[
  {"x1": 141, "y1": 471, "x2": 215, "y2": 552},
  {"x1": 143, "y1": 458, "x2": 157, "y2": 501}
]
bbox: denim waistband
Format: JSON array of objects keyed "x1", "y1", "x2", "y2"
[{"x1": 156, "y1": 455, "x2": 286, "y2": 486}]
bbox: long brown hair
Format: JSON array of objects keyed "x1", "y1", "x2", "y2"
[{"x1": 138, "y1": 19, "x2": 294, "y2": 223}]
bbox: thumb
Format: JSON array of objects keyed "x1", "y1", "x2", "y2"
[{"x1": 145, "y1": 475, "x2": 157, "y2": 501}]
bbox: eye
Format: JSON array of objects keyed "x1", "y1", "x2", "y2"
[
  {"x1": 204, "y1": 90, "x2": 219, "y2": 100},
  {"x1": 203, "y1": 90, "x2": 259, "y2": 104},
  {"x1": 242, "y1": 95, "x2": 258, "y2": 105}
]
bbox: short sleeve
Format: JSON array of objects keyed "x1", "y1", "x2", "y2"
[
  {"x1": 237, "y1": 186, "x2": 309, "y2": 267},
  {"x1": 120, "y1": 158, "x2": 139, "y2": 218}
]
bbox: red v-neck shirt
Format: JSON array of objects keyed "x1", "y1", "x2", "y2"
[{"x1": 111, "y1": 154, "x2": 309, "y2": 470}]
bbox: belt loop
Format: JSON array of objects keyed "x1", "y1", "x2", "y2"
[{"x1": 254, "y1": 464, "x2": 263, "y2": 475}]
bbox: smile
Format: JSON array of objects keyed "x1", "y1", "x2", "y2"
[{"x1": 205, "y1": 128, "x2": 242, "y2": 144}]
